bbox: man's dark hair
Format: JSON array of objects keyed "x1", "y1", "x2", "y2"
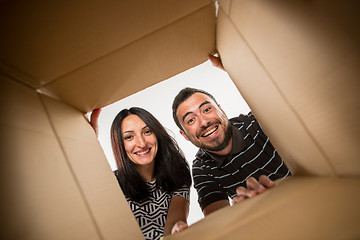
[{"x1": 172, "y1": 87, "x2": 218, "y2": 131}]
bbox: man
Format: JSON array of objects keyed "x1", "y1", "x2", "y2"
[{"x1": 172, "y1": 56, "x2": 290, "y2": 217}]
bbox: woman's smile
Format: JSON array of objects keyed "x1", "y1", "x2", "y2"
[{"x1": 134, "y1": 148, "x2": 151, "y2": 156}]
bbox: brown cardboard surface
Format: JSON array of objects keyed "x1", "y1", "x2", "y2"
[
  {"x1": 1, "y1": 0, "x2": 359, "y2": 239},
  {"x1": 216, "y1": 7, "x2": 333, "y2": 176},
  {"x1": 0, "y1": 0, "x2": 211, "y2": 87},
  {"x1": 227, "y1": 0, "x2": 360, "y2": 176},
  {"x1": 40, "y1": 94, "x2": 143, "y2": 239},
  {"x1": 0, "y1": 0, "x2": 216, "y2": 113},
  {"x1": 165, "y1": 177, "x2": 360, "y2": 240},
  {"x1": 0, "y1": 75, "x2": 101, "y2": 239},
  {"x1": 41, "y1": 3, "x2": 216, "y2": 112},
  {"x1": 217, "y1": 0, "x2": 360, "y2": 176}
]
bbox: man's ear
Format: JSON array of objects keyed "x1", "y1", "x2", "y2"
[
  {"x1": 179, "y1": 130, "x2": 189, "y2": 141},
  {"x1": 218, "y1": 104, "x2": 227, "y2": 115},
  {"x1": 218, "y1": 104, "x2": 223, "y2": 111}
]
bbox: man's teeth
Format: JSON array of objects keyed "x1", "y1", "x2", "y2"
[
  {"x1": 202, "y1": 126, "x2": 218, "y2": 137},
  {"x1": 136, "y1": 149, "x2": 150, "y2": 155}
]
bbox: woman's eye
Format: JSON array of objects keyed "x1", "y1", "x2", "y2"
[
  {"x1": 144, "y1": 129, "x2": 152, "y2": 135},
  {"x1": 123, "y1": 135, "x2": 133, "y2": 141}
]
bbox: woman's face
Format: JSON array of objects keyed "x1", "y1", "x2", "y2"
[{"x1": 121, "y1": 114, "x2": 158, "y2": 167}]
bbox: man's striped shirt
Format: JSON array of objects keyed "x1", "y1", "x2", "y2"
[{"x1": 192, "y1": 112, "x2": 290, "y2": 210}]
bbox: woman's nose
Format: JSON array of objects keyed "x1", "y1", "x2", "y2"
[{"x1": 136, "y1": 136, "x2": 146, "y2": 148}]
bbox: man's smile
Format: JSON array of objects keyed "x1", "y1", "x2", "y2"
[{"x1": 200, "y1": 125, "x2": 219, "y2": 138}]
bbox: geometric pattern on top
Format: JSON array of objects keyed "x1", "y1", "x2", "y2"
[{"x1": 126, "y1": 181, "x2": 189, "y2": 240}]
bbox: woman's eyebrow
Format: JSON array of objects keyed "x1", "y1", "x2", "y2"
[
  {"x1": 122, "y1": 130, "x2": 134, "y2": 134},
  {"x1": 123, "y1": 125, "x2": 148, "y2": 134}
]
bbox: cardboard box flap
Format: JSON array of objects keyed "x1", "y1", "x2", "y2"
[
  {"x1": 0, "y1": 0, "x2": 216, "y2": 112},
  {"x1": 216, "y1": 0, "x2": 360, "y2": 176}
]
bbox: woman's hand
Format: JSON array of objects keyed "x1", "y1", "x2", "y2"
[
  {"x1": 163, "y1": 195, "x2": 189, "y2": 236},
  {"x1": 171, "y1": 220, "x2": 188, "y2": 234}
]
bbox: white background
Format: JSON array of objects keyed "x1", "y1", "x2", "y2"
[{"x1": 95, "y1": 60, "x2": 251, "y2": 225}]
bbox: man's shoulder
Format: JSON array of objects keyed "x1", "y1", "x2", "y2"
[
  {"x1": 193, "y1": 149, "x2": 211, "y2": 167},
  {"x1": 194, "y1": 149, "x2": 207, "y2": 163},
  {"x1": 229, "y1": 111, "x2": 255, "y2": 125}
]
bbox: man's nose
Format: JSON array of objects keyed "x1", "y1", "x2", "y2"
[{"x1": 198, "y1": 115, "x2": 210, "y2": 128}]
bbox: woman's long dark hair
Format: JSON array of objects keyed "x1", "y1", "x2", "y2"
[{"x1": 111, "y1": 107, "x2": 191, "y2": 202}]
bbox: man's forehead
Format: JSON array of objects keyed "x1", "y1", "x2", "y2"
[
  {"x1": 177, "y1": 93, "x2": 215, "y2": 117},
  {"x1": 181, "y1": 93, "x2": 212, "y2": 108},
  {"x1": 190, "y1": 92, "x2": 214, "y2": 104}
]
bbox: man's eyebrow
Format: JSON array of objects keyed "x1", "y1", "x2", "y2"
[
  {"x1": 199, "y1": 100, "x2": 211, "y2": 109},
  {"x1": 182, "y1": 100, "x2": 210, "y2": 122}
]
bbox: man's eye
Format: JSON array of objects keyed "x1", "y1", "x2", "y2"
[
  {"x1": 187, "y1": 118, "x2": 194, "y2": 124},
  {"x1": 204, "y1": 107, "x2": 212, "y2": 113}
]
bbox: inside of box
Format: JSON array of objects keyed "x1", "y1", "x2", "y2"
[{"x1": 1, "y1": 0, "x2": 359, "y2": 239}]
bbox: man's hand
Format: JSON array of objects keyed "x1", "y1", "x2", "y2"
[
  {"x1": 171, "y1": 220, "x2": 188, "y2": 234},
  {"x1": 209, "y1": 53, "x2": 225, "y2": 71},
  {"x1": 89, "y1": 108, "x2": 102, "y2": 137},
  {"x1": 232, "y1": 175, "x2": 275, "y2": 204}
]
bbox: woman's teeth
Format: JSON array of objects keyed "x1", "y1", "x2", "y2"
[{"x1": 135, "y1": 148, "x2": 150, "y2": 156}]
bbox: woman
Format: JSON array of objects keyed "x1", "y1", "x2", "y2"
[{"x1": 110, "y1": 107, "x2": 192, "y2": 240}]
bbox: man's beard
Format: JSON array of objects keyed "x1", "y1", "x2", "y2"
[{"x1": 195, "y1": 122, "x2": 232, "y2": 152}]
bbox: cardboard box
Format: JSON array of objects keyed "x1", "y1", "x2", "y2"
[{"x1": 0, "y1": 0, "x2": 359, "y2": 239}]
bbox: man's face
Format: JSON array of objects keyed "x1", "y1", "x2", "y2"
[{"x1": 176, "y1": 93, "x2": 231, "y2": 152}]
